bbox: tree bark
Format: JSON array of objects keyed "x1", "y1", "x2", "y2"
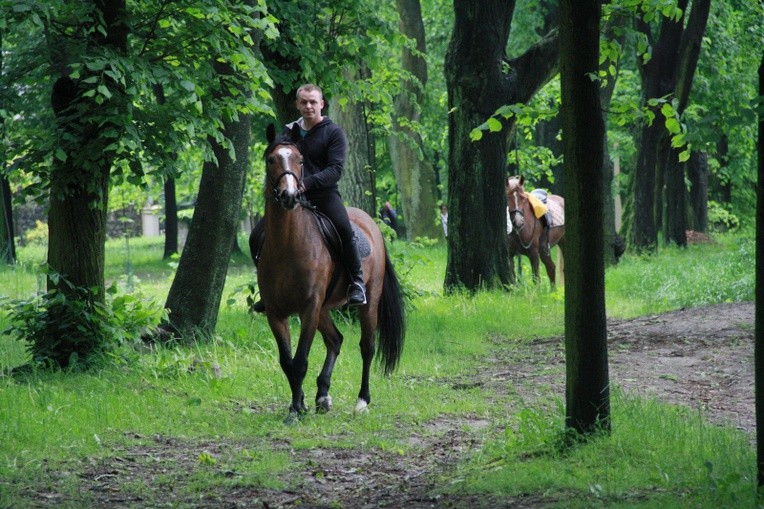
[
  {"x1": 755, "y1": 47, "x2": 764, "y2": 491},
  {"x1": 0, "y1": 175, "x2": 15, "y2": 265},
  {"x1": 444, "y1": 0, "x2": 558, "y2": 291},
  {"x1": 331, "y1": 86, "x2": 376, "y2": 216},
  {"x1": 48, "y1": 0, "x2": 127, "y2": 302},
  {"x1": 153, "y1": 84, "x2": 179, "y2": 259},
  {"x1": 633, "y1": 0, "x2": 711, "y2": 251},
  {"x1": 0, "y1": 27, "x2": 14, "y2": 265},
  {"x1": 389, "y1": 0, "x2": 439, "y2": 240},
  {"x1": 163, "y1": 115, "x2": 249, "y2": 337},
  {"x1": 163, "y1": 177, "x2": 179, "y2": 259},
  {"x1": 162, "y1": 53, "x2": 252, "y2": 337},
  {"x1": 687, "y1": 150, "x2": 708, "y2": 232},
  {"x1": 560, "y1": 0, "x2": 610, "y2": 435}
]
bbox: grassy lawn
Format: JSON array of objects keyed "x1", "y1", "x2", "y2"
[{"x1": 0, "y1": 231, "x2": 757, "y2": 508}]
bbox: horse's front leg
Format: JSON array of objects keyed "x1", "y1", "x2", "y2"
[
  {"x1": 315, "y1": 310, "x2": 344, "y2": 413},
  {"x1": 267, "y1": 315, "x2": 307, "y2": 421},
  {"x1": 540, "y1": 250, "x2": 557, "y2": 286},
  {"x1": 529, "y1": 251, "x2": 542, "y2": 283},
  {"x1": 284, "y1": 304, "x2": 321, "y2": 419}
]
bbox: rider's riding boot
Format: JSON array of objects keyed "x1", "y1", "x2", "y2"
[{"x1": 346, "y1": 235, "x2": 367, "y2": 306}]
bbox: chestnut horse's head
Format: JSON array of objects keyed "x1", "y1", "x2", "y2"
[
  {"x1": 264, "y1": 123, "x2": 304, "y2": 210},
  {"x1": 506, "y1": 175, "x2": 528, "y2": 230}
]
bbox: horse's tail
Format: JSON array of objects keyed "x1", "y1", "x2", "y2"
[{"x1": 376, "y1": 248, "x2": 406, "y2": 376}]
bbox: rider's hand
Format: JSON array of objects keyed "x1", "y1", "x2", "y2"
[{"x1": 298, "y1": 182, "x2": 306, "y2": 194}]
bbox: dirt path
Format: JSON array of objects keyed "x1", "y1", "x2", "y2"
[{"x1": 26, "y1": 302, "x2": 755, "y2": 508}]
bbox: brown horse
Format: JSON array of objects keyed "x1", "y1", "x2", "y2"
[
  {"x1": 506, "y1": 176, "x2": 565, "y2": 286},
  {"x1": 250, "y1": 124, "x2": 405, "y2": 423}
]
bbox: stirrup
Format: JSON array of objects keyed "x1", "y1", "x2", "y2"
[{"x1": 347, "y1": 282, "x2": 367, "y2": 306}]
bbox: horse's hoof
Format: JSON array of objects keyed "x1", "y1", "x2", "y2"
[
  {"x1": 284, "y1": 411, "x2": 302, "y2": 426},
  {"x1": 316, "y1": 396, "x2": 332, "y2": 414},
  {"x1": 353, "y1": 398, "x2": 369, "y2": 415}
]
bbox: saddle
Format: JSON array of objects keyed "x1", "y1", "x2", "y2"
[
  {"x1": 529, "y1": 189, "x2": 554, "y2": 228},
  {"x1": 251, "y1": 206, "x2": 344, "y2": 266}
]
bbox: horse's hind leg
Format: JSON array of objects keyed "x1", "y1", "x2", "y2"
[
  {"x1": 315, "y1": 311, "x2": 343, "y2": 413},
  {"x1": 355, "y1": 309, "x2": 377, "y2": 414}
]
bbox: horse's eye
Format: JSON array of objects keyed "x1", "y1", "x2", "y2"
[{"x1": 266, "y1": 156, "x2": 275, "y2": 164}]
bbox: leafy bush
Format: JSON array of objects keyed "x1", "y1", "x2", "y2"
[
  {"x1": 2, "y1": 273, "x2": 166, "y2": 370},
  {"x1": 707, "y1": 200, "x2": 740, "y2": 232}
]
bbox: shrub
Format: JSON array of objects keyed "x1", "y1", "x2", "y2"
[{"x1": 2, "y1": 273, "x2": 166, "y2": 370}]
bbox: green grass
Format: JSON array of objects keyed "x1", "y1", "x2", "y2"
[
  {"x1": 0, "y1": 231, "x2": 757, "y2": 507},
  {"x1": 454, "y1": 390, "x2": 756, "y2": 508}
]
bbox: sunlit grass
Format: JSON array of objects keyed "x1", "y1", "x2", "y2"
[{"x1": 0, "y1": 230, "x2": 756, "y2": 507}]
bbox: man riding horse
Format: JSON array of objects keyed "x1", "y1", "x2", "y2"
[{"x1": 252, "y1": 84, "x2": 367, "y2": 311}]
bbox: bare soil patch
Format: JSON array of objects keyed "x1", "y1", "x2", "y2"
[{"x1": 22, "y1": 302, "x2": 755, "y2": 508}]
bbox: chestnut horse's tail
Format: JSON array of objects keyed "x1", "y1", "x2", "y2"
[{"x1": 376, "y1": 248, "x2": 406, "y2": 376}]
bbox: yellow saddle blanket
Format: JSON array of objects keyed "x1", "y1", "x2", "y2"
[{"x1": 527, "y1": 193, "x2": 548, "y2": 219}]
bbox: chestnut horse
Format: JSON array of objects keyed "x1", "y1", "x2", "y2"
[
  {"x1": 251, "y1": 124, "x2": 405, "y2": 423},
  {"x1": 506, "y1": 176, "x2": 565, "y2": 286}
]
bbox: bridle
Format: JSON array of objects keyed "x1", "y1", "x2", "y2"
[
  {"x1": 265, "y1": 142, "x2": 309, "y2": 208},
  {"x1": 508, "y1": 188, "x2": 536, "y2": 250}
]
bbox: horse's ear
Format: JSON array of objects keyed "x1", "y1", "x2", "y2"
[
  {"x1": 519, "y1": 175, "x2": 525, "y2": 186},
  {"x1": 288, "y1": 123, "x2": 301, "y2": 143},
  {"x1": 266, "y1": 123, "x2": 276, "y2": 144}
]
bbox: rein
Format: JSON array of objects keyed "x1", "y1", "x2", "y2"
[{"x1": 508, "y1": 191, "x2": 536, "y2": 250}]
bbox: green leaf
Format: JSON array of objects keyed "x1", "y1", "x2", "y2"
[{"x1": 486, "y1": 117, "x2": 502, "y2": 132}]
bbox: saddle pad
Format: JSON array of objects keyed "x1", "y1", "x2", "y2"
[
  {"x1": 351, "y1": 223, "x2": 371, "y2": 258},
  {"x1": 548, "y1": 200, "x2": 564, "y2": 227},
  {"x1": 526, "y1": 193, "x2": 548, "y2": 219}
]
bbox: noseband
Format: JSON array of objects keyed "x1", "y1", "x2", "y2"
[
  {"x1": 265, "y1": 143, "x2": 309, "y2": 208},
  {"x1": 508, "y1": 189, "x2": 535, "y2": 249}
]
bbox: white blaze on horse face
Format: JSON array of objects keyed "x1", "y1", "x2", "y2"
[
  {"x1": 276, "y1": 146, "x2": 299, "y2": 194},
  {"x1": 510, "y1": 191, "x2": 524, "y2": 229}
]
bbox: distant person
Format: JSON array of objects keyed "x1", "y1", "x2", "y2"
[
  {"x1": 440, "y1": 204, "x2": 448, "y2": 238},
  {"x1": 380, "y1": 201, "x2": 399, "y2": 234}
]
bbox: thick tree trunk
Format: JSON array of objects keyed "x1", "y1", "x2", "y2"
[
  {"x1": 687, "y1": 150, "x2": 708, "y2": 232},
  {"x1": 47, "y1": 0, "x2": 127, "y2": 301},
  {"x1": 560, "y1": 0, "x2": 610, "y2": 435},
  {"x1": 163, "y1": 61, "x2": 251, "y2": 338},
  {"x1": 331, "y1": 91, "x2": 376, "y2": 216},
  {"x1": 444, "y1": 0, "x2": 558, "y2": 292},
  {"x1": 389, "y1": 0, "x2": 439, "y2": 240},
  {"x1": 633, "y1": 0, "x2": 710, "y2": 250}
]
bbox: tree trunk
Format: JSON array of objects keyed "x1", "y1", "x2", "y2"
[
  {"x1": 600, "y1": 13, "x2": 627, "y2": 266},
  {"x1": 163, "y1": 177, "x2": 179, "y2": 259},
  {"x1": 663, "y1": 154, "x2": 687, "y2": 247},
  {"x1": 0, "y1": 175, "x2": 15, "y2": 264},
  {"x1": 154, "y1": 84, "x2": 179, "y2": 259},
  {"x1": 0, "y1": 28, "x2": 14, "y2": 265},
  {"x1": 163, "y1": 61, "x2": 251, "y2": 339},
  {"x1": 633, "y1": 0, "x2": 711, "y2": 251},
  {"x1": 389, "y1": 0, "x2": 439, "y2": 240},
  {"x1": 687, "y1": 150, "x2": 708, "y2": 232},
  {"x1": 330, "y1": 89, "x2": 376, "y2": 216},
  {"x1": 755, "y1": 47, "x2": 764, "y2": 491},
  {"x1": 560, "y1": 0, "x2": 610, "y2": 435},
  {"x1": 47, "y1": 0, "x2": 127, "y2": 301},
  {"x1": 444, "y1": 0, "x2": 558, "y2": 292}
]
